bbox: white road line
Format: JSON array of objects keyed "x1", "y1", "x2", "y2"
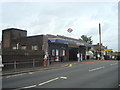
[
  {"x1": 21, "y1": 85, "x2": 37, "y2": 89},
  {"x1": 38, "y1": 77, "x2": 59, "y2": 86},
  {"x1": 6, "y1": 71, "x2": 36, "y2": 78},
  {"x1": 89, "y1": 66, "x2": 105, "y2": 72},
  {"x1": 28, "y1": 72, "x2": 35, "y2": 74},
  {"x1": 60, "y1": 76, "x2": 67, "y2": 79},
  {"x1": 14, "y1": 85, "x2": 37, "y2": 90},
  {"x1": 110, "y1": 63, "x2": 118, "y2": 66},
  {"x1": 6, "y1": 73, "x2": 26, "y2": 78},
  {"x1": 14, "y1": 76, "x2": 67, "y2": 90}
]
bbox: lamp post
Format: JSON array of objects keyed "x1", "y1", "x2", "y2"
[{"x1": 99, "y1": 23, "x2": 102, "y2": 59}]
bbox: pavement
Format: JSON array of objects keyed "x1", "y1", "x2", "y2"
[
  {"x1": 1, "y1": 59, "x2": 117, "y2": 76},
  {"x1": 2, "y1": 61, "x2": 78, "y2": 76}
]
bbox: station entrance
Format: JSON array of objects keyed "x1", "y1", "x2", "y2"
[{"x1": 69, "y1": 47, "x2": 79, "y2": 61}]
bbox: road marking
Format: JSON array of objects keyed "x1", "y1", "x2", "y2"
[
  {"x1": 38, "y1": 77, "x2": 59, "y2": 86},
  {"x1": 14, "y1": 76, "x2": 67, "y2": 90},
  {"x1": 60, "y1": 76, "x2": 67, "y2": 79},
  {"x1": 110, "y1": 63, "x2": 118, "y2": 66},
  {"x1": 13, "y1": 85, "x2": 37, "y2": 90},
  {"x1": 69, "y1": 64, "x2": 72, "y2": 67},
  {"x1": 28, "y1": 72, "x2": 35, "y2": 74},
  {"x1": 21, "y1": 85, "x2": 37, "y2": 89},
  {"x1": 6, "y1": 73, "x2": 26, "y2": 78},
  {"x1": 89, "y1": 66, "x2": 105, "y2": 72}
]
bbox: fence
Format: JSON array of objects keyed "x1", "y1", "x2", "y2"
[
  {"x1": 3, "y1": 59, "x2": 43, "y2": 71},
  {"x1": 2, "y1": 50, "x2": 45, "y2": 71}
]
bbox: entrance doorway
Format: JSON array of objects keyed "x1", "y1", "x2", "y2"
[{"x1": 69, "y1": 47, "x2": 78, "y2": 61}]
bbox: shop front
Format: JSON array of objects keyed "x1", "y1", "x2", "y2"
[{"x1": 48, "y1": 38, "x2": 92, "y2": 62}]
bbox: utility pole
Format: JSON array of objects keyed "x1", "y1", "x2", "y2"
[{"x1": 99, "y1": 23, "x2": 102, "y2": 59}]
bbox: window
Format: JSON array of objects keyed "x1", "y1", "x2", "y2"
[
  {"x1": 52, "y1": 49, "x2": 55, "y2": 56},
  {"x1": 21, "y1": 46, "x2": 26, "y2": 50},
  {"x1": 63, "y1": 50, "x2": 65, "y2": 56},
  {"x1": 12, "y1": 46, "x2": 17, "y2": 50},
  {"x1": 32, "y1": 45, "x2": 38, "y2": 50},
  {"x1": 56, "y1": 49, "x2": 59, "y2": 56}
]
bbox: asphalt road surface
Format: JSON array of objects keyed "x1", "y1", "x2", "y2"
[{"x1": 2, "y1": 60, "x2": 119, "y2": 89}]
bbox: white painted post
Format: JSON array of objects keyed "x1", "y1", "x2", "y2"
[
  {"x1": 77, "y1": 53, "x2": 80, "y2": 62},
  {"x1": 81, "y1": 53, "x2": 83, "y2": 61}
]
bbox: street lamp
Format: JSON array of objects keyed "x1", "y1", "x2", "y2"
[{"x1": 99, "y1": 23, "x2": 102, "y2": 59}]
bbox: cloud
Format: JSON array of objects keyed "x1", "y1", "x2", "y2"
[{"x1": 0, "y1": 2, "x2": 118, "y2": 51}]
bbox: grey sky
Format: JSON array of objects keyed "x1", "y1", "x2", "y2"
[{"x1": 0, "y1": 0, "x2": 118, "y2": 51}]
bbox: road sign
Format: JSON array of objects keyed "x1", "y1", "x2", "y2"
[
  {"x1": 67, "y1": 28, "x2": 73, "y2": 33},
  {"x1": 104, "y1": 49, "x2": 112, "y2": 51}
]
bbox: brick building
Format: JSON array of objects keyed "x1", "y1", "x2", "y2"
[
  {"x1": 0, "y1": 43, "x2": 1, "y2": 55},
  {"x1": 2, "y1": 28, "x2": 92, "y2": 70}
]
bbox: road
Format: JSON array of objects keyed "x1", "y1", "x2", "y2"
[{"x1": 2, "y1": 60, "x2": 119, "y2": 89}]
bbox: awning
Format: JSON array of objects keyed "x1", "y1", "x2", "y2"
[{"x1": 48, "y1": 39, "x2": 92, "y2": 47}]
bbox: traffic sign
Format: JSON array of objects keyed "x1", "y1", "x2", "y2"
[
  {"x1": 67, "y1": 28, "x2": 73, "y2": 33},
  {"x1": 104, "y1": 49, "x2": 112, "y2": 51}
]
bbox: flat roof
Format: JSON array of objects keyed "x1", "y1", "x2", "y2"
[{"x1": 2, "y1": 28, "x2": 27, "y2": 32}]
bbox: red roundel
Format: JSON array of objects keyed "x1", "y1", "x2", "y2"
[{"x1": 67, "y1": 28, "x2": 73, "y2": 33}]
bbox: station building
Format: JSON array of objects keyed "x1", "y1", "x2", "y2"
[{"x1": 2, "y1": 28, "x2": 92, "y2": 70}]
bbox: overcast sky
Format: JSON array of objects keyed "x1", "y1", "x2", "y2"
[{"x1": 0, "y1": 0, "x2": 118, "y2": 51}]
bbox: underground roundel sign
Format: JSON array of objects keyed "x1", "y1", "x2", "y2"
[{"x1": 67, "y1": 28, "x2": 73, "y2": 33}]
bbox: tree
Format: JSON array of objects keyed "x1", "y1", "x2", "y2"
[{"x1": 79, "y1": 35, "x2": 93, "y2": 44}]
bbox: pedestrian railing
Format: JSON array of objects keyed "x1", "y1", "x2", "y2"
[{"x1": 3, "y1": 59, "x2": 43, "y2": 70}]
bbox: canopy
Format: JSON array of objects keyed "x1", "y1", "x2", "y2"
[{"x1": 48, "y1": 38, "x2": 92, "y2": 47}]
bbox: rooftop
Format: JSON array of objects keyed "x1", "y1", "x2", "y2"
[{"x1": 2, "y1": 28, "x2": 27, "y2": 32}]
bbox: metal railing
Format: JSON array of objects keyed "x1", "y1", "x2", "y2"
[{"x1": 3, "y1": 60, "x2": 43, "y2": 70}]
